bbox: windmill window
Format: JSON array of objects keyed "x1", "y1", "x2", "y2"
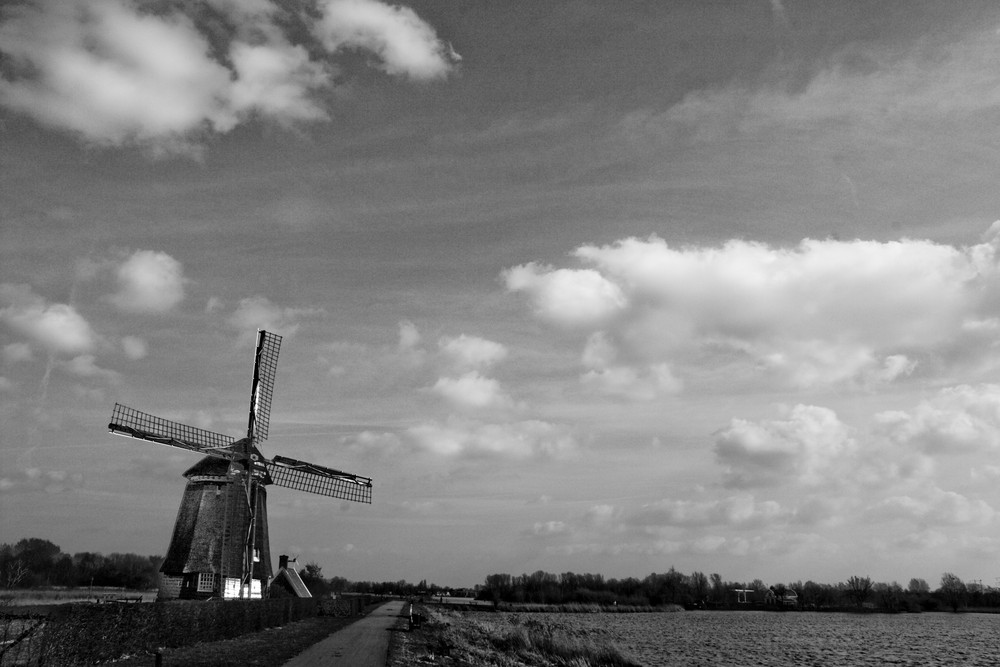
[{"x1": 197, "y1": 572, "x2": 217, "y2": 593}]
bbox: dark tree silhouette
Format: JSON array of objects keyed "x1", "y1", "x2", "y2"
[
  {"x1": 846, "y1": 575, "x2": 873, "y2": 608},
  {"x1": 939, "y1": 572, "x2": 966, "y2": 612}
]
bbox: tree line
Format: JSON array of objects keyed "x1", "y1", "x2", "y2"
[
  {"x1": 298, "y1": 562, "x2": 469, "y2": 598},
  {"x1": 478, "y1": 568, "x2": 998, "y2": 612},
  {"x1": 1, "y1": 538, "x2": 160, "y2": 590},
  {"x1": 5, "y1": 536, "x2": 993, "y2": 613}
]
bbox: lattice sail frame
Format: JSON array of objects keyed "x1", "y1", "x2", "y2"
[
  {"x1": 109, "y1": 329, "x2": 373, "y2": 502},
  {"x1": 249, "y1": 330, "x2": 281, "y2": 445},
  {"x1": 109, "y1": 403, "x2": 238, "y2": 460},
  {"x1": 266, "y1": 455, "x2": 372, "y2": 503}
]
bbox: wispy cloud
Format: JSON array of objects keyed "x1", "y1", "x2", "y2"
[
  {"x1": 120, "y1": 335, "x2": 148, "y2": 360},
  {"x1": 228, "y1": 295, "x2": 323, "y2": 339},
  {"x1": 625, "y1": 21, "x2": 1000, "y2": 146},
  {"x1": 0, "y1": 466, "x2": 84, "y2": 495},
  {"x1": 408, "y1": 417, "x2": 576, "y2": 459}
]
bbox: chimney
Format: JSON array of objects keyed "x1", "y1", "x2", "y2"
[{"x1": 279, "y1": 555, "x2": 288, "y2": 570}]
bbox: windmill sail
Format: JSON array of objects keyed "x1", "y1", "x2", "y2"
[
  {"x1": 247, "y1": 330, "x2": 281, "y2": 444},
  {"x1": 109, "y1": 403, "x2": 239, "y2": 460},
  {"x1": 108, "y1": 328, "x2": 372, "y2": 601},
  {"x1": 266, "y1": 455, "x2": 372, "y2": 503}
]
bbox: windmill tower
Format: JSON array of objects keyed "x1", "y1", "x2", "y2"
[{"x1": 108, "y1": 330, "x2": 372, "y2": 600}]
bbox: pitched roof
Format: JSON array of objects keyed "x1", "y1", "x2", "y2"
[
  {"x1": 271, "y1": 566, "x2": 312, "y2": 598},
  {"x1": 183, "y1": 455, "x2": 232, "y2": 478}
]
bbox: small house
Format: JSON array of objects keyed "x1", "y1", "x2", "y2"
[
  {"x1": 764, "y1": 587, "x2": 798, "y2": 607},
  {"x1": 268, "y1": 555, "x2": 311, "y2": 598}
]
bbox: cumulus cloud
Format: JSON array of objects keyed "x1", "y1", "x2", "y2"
[
  {"x1": 504, "y1": 263, "x2": 626, "y2": 327},
  {"x1": 110, "y1": 250, "x2": 185, "y2": 313},
  {"x1": 874, "y1": 384, "x2": 1000, "y2": 454},
  {"x1": 227, "y1": 40, "x2": 329, "y2": 125},
  {"x1": 429, "y1": 334, "x2": 513, "y2": 409},
  {"x1": 438, "y1": 334, "x2": 507, "y2": 370},
  {"x1": 430, "y1": 371, "x2": 512, "y2": 410},
  {"x1": 715, "y1": 404, "x2": 857, "y2": 488},
  {"x1": 509, "y1": 232, "x2": 1000, "y2": 389},
  {"x1": 398, "y1": 320, "x2": 421, "y2": 351},
  {"x1": 396, "y1": 319, "x2": 426, "y2": 367},
  {"x1": 408, "y1": 417, "x2": 576, "y2": 459},
  {"x1": 228, "y1": 295, "x2": 323, "y2": 338},
  {"x1": 0, "y1": 0, "x2": 454, "y2": 155},
  {"x1": 581, "y1": 363, "x2": 682, "y2": 400},
  {"x1": 121, "y1": 335, "x2": 148, "y2": 360},
  {"x1": 0, "y1": 284, "x2": 98, "y2": 355},
  {"x1": 580, "y1": 332, "x2": 681, "y2": 399},
  {"x1": 314, "y1": 0, "x2": 457, "y2": 80},
  {"x1": 0, "y1": 1, "x2": 234, "y2": 154}
]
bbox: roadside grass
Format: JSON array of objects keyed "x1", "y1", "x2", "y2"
[{"x1": 392, "y1": 604, "x2": 643, "y2": 666}]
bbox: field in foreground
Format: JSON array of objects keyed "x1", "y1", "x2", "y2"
[{"x1": 387, "y1": 604, "x2": 642, "y2": 667}]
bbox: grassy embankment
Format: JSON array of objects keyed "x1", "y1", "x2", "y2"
[{"x1": 388, "y1": 603, "x2": 644, "y2": 666}]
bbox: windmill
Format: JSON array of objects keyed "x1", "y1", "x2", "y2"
[{"x1": 108, "y1": 330, "x2": 372, "y2": 600}]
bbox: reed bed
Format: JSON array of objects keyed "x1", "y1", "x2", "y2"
[
  {"x1": 410, "y1": 605, "x2": 644, "y2": 666},
  {"x1": 495, "y1": 601, "x2": 681, "y2": 614}
]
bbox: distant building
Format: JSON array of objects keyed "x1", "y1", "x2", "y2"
[
  {"x1": 765, "y1": 587, "x2": 798, "y2": 607},
  {"x1": 269, "y1": 555, "x2": 311, "y2": 598}
]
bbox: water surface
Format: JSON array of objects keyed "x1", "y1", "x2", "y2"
[{"x1": 514, "y1": 610, "x2": 1000, "y2": 666}]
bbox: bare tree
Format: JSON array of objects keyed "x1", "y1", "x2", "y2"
[
  {"x1": 874, "y1": 581, "x2": 903, "y2": 612},
  {"x1": 846, "y1": 575, "x2": 873, "y2": 608},
  {"x1": 907, "y1": 578, "x2": 930, "y2": 595},
  {"x1": 3, "y1": 559, "x2": 28, "y2": 590},
  {"x1": 939, "y1": 572, "x2": 966, "y2": 613},
  {"x1": 689, "y1": 571, "x2": 709, "y2": 602},
  {"x1": 710, "y1": 573, "x2": 724, "y2": 602}
]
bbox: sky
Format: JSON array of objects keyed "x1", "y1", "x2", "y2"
[{"x1": 4, "y1": 0, "x2": 1000, "y2": 591}]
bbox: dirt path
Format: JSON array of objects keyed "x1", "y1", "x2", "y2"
[{"x1": 280, "y1": 600, "x2": 406, "y2": 667}]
